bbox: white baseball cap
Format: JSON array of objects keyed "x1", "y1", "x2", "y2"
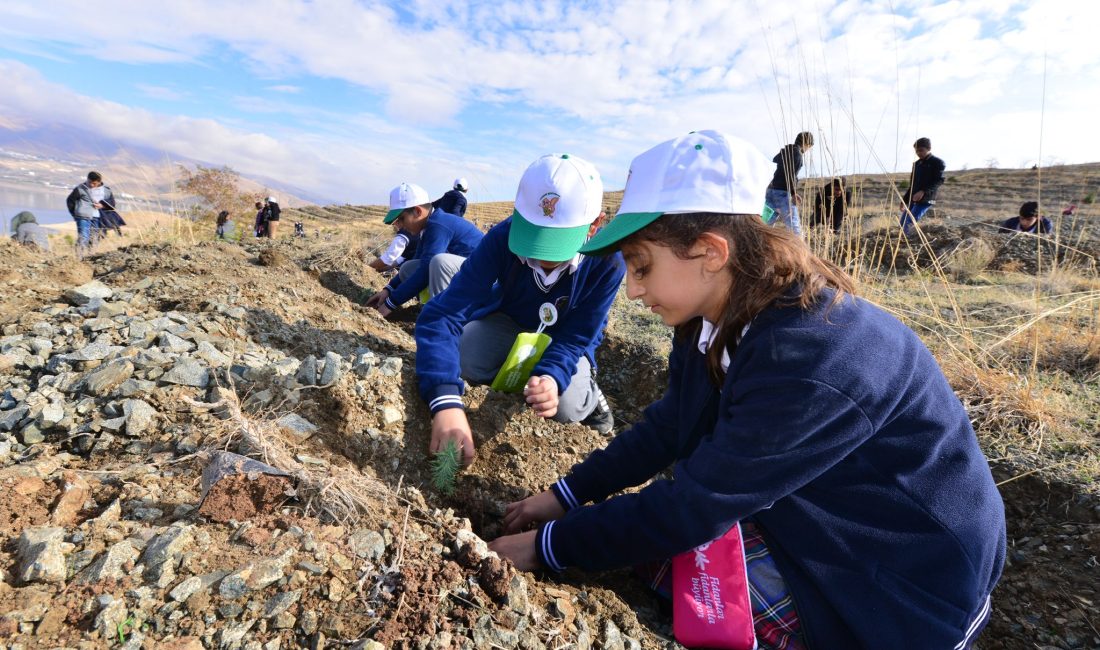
[
  {"x1": 385, "y1": 182, "x2": 430, "y2": 224},
  {"x1": 509, "y1": 154, "x2": 603, "y2": 262},
  {"x1": 580, "y1": 130, "x2": 770, "y2": 255},
  {"x1": 266, "y1": 196, "x2": 278, "y2": 203},
  {"x1": 454, "y1": 177, "x2": 468, "y2": 191}
]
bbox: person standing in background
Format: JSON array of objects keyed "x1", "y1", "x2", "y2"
[
  {"x1": 215, "y1": 210, "x2": 230, "y2": 239},
  {"x1": 899, "y1": 137, "x2": 946, "y2": 233},
  {"x1": 66, "y1": 171, "x2": 109, "y2": 255},
  {"x1": 253, "y1": 201, "x2": 267, "y2": 237},
  {"x1": 264, "y1": 196, "x2": 281, "y2": 238},
  {"x1": 764, "y1": 132, "x2": 814, "y2": 237}
]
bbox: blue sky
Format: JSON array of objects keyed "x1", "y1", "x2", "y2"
[{"x1": 0, "y1": 0, "x2": 1095, "y2": 205}]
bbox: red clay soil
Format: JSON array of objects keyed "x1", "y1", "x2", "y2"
[{"x1": 197, "y1": 473, "x2": 293, "y2": 523}]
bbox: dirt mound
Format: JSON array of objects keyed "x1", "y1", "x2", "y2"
[
  {"x1": 0, "y1": 239, "x2": 93, "y2": 318},
  {"x1": 856, "y1": 220, "x2": 1099, "y2": 275}
]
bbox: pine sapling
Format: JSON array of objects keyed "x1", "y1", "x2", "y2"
[{"x1": 431, "y1": 441, "x2": 462, "y2": 495}]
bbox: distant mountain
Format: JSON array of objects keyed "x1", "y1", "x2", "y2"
[
  {"x1": 0, "y1": 123, "x2": 173, "y2": 167},
  {"x1": 0, "y1": 122, "x2": 327, "y2": 207}
]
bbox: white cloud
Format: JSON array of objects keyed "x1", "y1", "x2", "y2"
[
  {"x1": 135, "y1": 84, "x2": 187, "y2": 101},
  {"x1": 0, "y1": 0, "x2": 1096, "y2": 203}
]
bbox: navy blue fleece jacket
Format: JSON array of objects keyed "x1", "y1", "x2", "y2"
[
  {"x1": 414, "y1": 219, "x2": 624, "y2": 414},
  {"x1": 539, "y1": 291, "x2": 1006, "y2": 649},
  {"x1": 384, "y1": 208, "x2": 483, "y2": 308},
  {"x1": 433, "y1": 189, "x2": 468, "y2": 218}
]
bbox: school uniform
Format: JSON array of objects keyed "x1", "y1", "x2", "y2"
[
  {"x1": 378, "y1": 229, "x2": 420, "y2": 267},
  {"x1": 414, "y1": 218, "x2": 624, "y2": 422},
  {"x1": 433, "y1": 188, "x2": 468, "y2": 218},
  {"x1": 383, "y1": 208, "x2": 483, "y2": 310},
  {"x1": 999, "y1": 216, "x2": 1053, "y2": 234},
  {"x1": 536, "y1": 289, "x2": 1006, "y2": 648}
]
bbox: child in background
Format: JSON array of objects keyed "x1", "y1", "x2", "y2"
[
  {"x1": 1000, "y1": 201, "x2": 1053, "y2": 234},
  {"x1": 763, "y1": 132, "x2": 813, "y2": 237},
  {"x1": 365, "y1": 182, "x2": 483, "y2": 317},
  {"x1": 810, "y1": 178, "x2": 849, "y2": 233},
  {"x1": 215, "y1": 210, "x2": 230, "y2": 239},
  {"x1": 253, "y1": 201, "x2": 267, "y2": 238},
  {"x1": 489, "y1": 131, "x2": 1005, "y2": 649},
  {"x1": 415, "y1": 154, "x2": 624, "y2": 464},
  {"x1": 369, "y1": 227, "x2": 420, "y2": 273}
]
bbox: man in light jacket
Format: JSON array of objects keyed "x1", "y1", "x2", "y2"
[{"x1": 66, "y1": 171, "x2": 110, "y2": 254}]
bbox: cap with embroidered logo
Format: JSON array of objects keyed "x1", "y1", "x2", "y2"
[
  {"x1": 508, "y1": 153, "x2": 603, "y2": 262},
  {"x1": 384, "y1": 182, "x2": 430, "y2": 224},
  {"x1": 579, "y1": 130, "x2": 771, "y2": 255}
]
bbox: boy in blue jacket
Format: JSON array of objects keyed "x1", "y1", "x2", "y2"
[
  {"x1": 415, "y1": 154, "x2": 625, "y2": 465},
  {"x1": 366, "y1": 182, "x2": 483, "y2": 317},
  {"x1": 491, "y1": 131, "x2": 1005, "y2": 650}
]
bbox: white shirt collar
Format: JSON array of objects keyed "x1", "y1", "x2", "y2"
[
  {"x1": 518, "y1": 254, "x2": 581, "y2": 291},
  {"x1": 696, "y1": 319, "x2": 750, "y2": 373}
]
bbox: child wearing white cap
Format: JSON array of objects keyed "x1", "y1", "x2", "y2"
[
  {"x1": 489, "y1": 131, "x2": 1005, "y2": 650},
  {"x1": 366, "y1": 182, "x2": 484, "y2": 316},
  {"x1": 432, "y1": 177, "x2": 469, "y2": 218},
  {"x1": 414, "y1": 154, "x2": 624, "y2": 465}
]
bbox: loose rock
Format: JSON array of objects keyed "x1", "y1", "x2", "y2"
[
  {"x1": 15, "y1": 527, "x2": 68, "y2": 584},
  {"x1": 123, "y1": 398, "x2": 157, "y2": 437},
  {"x1": 161, "y1": 359, "x2": 210, "y2": 388},
  {"x1": 64, "y1": 280, "x2": 113, "y2": 306},
  {"x1": 81, "y1": 359, "x2": 134, "y2": 396}
]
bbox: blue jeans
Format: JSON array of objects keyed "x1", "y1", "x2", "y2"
[
  {"x1": 74, "y1": 218, "x2": 93, "y2": 252},
  {"x1": 765, "y1": 188, "x2": 802, "y2": 237},
  {"x1": 899, "y1": 202, "x2": 932, "y2": 233}
]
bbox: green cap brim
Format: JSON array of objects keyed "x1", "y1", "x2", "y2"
[
  {"x1": 507, "y1": 210, "x2": 591, "y2": 262},
  {"x1": 577, "y1": 212, "x2": 664, "y2": 256},
  {"x1": 384, "y1": 208, "x2": 403, "y2": 224}
]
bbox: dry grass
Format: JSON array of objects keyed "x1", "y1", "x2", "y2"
[{"x1": 186, "y1": 388, "x2": 390, "y2": 525}]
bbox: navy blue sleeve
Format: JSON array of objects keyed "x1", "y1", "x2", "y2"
[
  {"x1": 414, "y1": 228, "x2": 507, "y2": 413},
  {"x1": 539, "y1": 355, "x2": 875, "y2": 572},
  {"x1": 457, "y1": 194, "x2": 468, "y2": 217},
  {"x1": 387, "y1": 223, "x2": 452, "y2": 307},
  {"x1": 547, "y1": 341, "x2": 687, "y2": 514},
  {"x1": 925, "y1": 157, "x2": 946, "y2": 193},
  {"x1": 532, "y1": 256, "x2": 625, "y2": 392}
]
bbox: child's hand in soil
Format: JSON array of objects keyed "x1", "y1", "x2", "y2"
[
  {"x1": 365, "y1": 288, "x2": 392, "y2": 316},
  {"x1": 431, "y1": 408, "x2": 475, "y2": 466},
  {"x1": 502, "y1": 490, "x2": 565, "y2": 534},
  {"x1": 488, "y1": 530, "x2": 539, "y2": 572},
  {"x1": 523, "y1": 375, "x2": 558, "y2": 418}
]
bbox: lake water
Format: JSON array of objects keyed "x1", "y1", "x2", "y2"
[
  {"x1": 0, "y1": 185, "x2": 157, "y2": 229},
  {"x1": 0, "y1": 185, "x2": 76, "y2": 227}
]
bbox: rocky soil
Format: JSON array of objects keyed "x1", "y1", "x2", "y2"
[{"x1": 0, "y1": 227, "x2": 1097, "y2": 649}]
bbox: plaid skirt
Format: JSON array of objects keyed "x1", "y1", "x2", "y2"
[{"x1": 639, "y1": 520, "x2": 806, "y2": 650}]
